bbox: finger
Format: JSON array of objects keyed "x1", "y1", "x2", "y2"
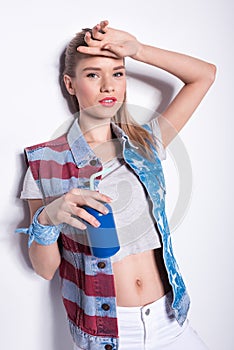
[
  {"x1": 91, "y1": 24, "x2": 105, "y2": 40},
  {"x1": 70, "y1": 188, "x2": 112, "y2": 202},
  {"x1": 98, "y1": 21, "x2": 109, "y2": 34},
  {"x1": 82, "y1": 197, "x2": 110, "y2": 215},
  {"x1": 84, "y1": 31, "x2": 104, "y2": 46},
  {"x1": 71, "y1": 206, "x2": 101, "y2": 227},
  {"x1": 64, "y1": 212, "x2": 87, "y2": 230},
  {"x1": 84, "y1": 31, "x2": 93, "y2": 45},
  {"x1": 83, "y1": 31, "x2": 104, "y2": 47},
  {"x1": 77, "y1": 45, "x2": 118, "y2": 58},
  {"x1": 102, "y1": 44, "x2": 125, "y2": 58},
  {"x1": 99, "y1": 20, "x2": 109, "y2": 32}
]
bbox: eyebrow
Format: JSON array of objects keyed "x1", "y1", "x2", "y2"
[{"x1": 82, "y1": 65, "x2": 125, "y2": 72}]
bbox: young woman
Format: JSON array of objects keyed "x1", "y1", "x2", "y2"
[{"x1": 19, "y1": 20, "x2": 216, "y2": 349}]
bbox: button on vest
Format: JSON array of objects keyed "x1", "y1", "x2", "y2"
[
  {"x1": 102, "y1": 303, "x2": 110, "y2": 311},
  {"x1": 105, "y1": 345, "x2": 113, "y2": 350},
  {"x1": 97, "y1": 261, "x2": 106, "y2": 269},
  {"x1": 89, "y1": 159, "x2": 97, "y2": 166}
]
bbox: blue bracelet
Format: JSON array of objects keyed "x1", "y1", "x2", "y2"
[{"x1": 15, "y1": 206, "x2": 63, "y2": 248}]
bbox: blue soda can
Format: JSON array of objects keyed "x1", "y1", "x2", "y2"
[{"x1": 83, "y1": 203, "x2": 120, "y2": 258}]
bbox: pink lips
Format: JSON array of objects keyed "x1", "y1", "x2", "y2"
[{"x1": 98, "y1": 97, "x2": 117, "y2": 107}]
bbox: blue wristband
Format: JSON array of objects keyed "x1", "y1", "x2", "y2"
[{"x1": 15, "y1": 206, "x2": 63, "y2": 247}]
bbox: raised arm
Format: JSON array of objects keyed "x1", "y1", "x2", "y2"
[
  {"x1": 77, "y1": 20, "x2": 216, "y2": 147},
  {"x1": 134, "y1": 45, "x2": 216, "y2": 147}
]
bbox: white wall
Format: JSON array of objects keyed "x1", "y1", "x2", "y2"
[{"x1": 1, "y1": 0, "x2": 233, "y2": 349}]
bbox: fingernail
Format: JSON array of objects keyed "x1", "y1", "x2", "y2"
[
  {"x1": 104, "y1": 208, "x2": 109, "y2": 214},
  {"x1": 94, "y1": 220, "x2": 101, "y2": 227}
]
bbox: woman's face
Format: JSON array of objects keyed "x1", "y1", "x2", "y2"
[{"x1": 65, "y1": 55, "x2": 126, "y2": 120}]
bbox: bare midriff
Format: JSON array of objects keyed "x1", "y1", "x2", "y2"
[{"x1": 112, "y1": 248, "x2": 171, "y2": 307}]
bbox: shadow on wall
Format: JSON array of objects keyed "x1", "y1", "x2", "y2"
[
  {"x1": 16, "y1": 153, "x2": 32, "y2": 269},
  {"x1": 14, "y1": 48, "x2": 175, "y2": 350},
  {"x1": 15, "y1": 159, "x2": 73, "y2": 349},
  {"x1": 126, "y1": 70, "x2": 175, "y2": 115}
]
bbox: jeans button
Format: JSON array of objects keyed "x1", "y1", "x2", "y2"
[{"x1": 145, "y1": 308, "x2": 150, "y2": 316}]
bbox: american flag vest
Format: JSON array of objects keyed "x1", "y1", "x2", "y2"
[{"x1": 25, "y1": 117, "x2": 190, "y2": 350}]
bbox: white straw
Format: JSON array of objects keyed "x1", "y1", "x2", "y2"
[{"x1": 89, "y1": 168, "x2": 112, "y2": 191}]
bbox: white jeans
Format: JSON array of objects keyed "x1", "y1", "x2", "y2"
[{"x1": 74, "y1": 291, "x2": 209, "y2": 350}]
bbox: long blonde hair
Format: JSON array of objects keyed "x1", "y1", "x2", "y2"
[{"x1": 61, "y1": 28, "x2": 156, "y2": 159}]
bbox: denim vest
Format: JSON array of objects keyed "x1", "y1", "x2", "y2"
[{"x1": 25, "y1": 118, "x2": 190, "y2": 350}]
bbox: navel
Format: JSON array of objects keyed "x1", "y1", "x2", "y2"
[{"x1": 136, "y1": 278, "x2": 142, "y2": 287}]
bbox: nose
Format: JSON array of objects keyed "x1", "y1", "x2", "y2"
[{"x1": 100, "y1": 77, "x2": 114, "y2": 93}]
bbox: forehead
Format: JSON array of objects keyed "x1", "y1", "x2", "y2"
[{"x1": 75, "y1": 54, "x2": 125, "y2": 70}]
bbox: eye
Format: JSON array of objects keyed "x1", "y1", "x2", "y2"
[
  {"x1": 114, "y1": 71, "x2": 124, "y2": 78},
  {"x1": 86, "y1": 73, "x2": 99, "y2": 78}
]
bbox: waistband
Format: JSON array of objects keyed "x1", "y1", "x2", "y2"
[{"x1": 116, "y1": 290, "x2": 174, "y2": 315}]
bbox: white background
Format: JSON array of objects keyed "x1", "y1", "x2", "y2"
[{"x1": 0, "y1": 0, "x2": 233, "y2": 349}]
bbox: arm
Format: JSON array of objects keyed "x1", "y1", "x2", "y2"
[
  {"x1": 28, "y1": 199, "x2": 61, "y2": 280},
  {"x1": 27, "y1": 190, "x2": 112, "y2": 280},
  {"x1": 78, "y1": 20, "x2": 216, "y2": 147},
  {"x1": 134, "y1": 45, "x2": 216, "y2": 147}
]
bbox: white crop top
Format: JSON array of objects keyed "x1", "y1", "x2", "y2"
[
  {"x1": 20, "y1": 118, "x2": 166, "y2": 262},
  {"x1": 99, "y1": 156, "x2": 162, "y2": 262}
]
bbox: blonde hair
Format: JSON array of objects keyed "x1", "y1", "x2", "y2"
[
  {"x1": 113, "y1": 103, "x2": 156, "y2": 159},
  {"x1": 62, "y1": 28, "x2": 156, "y2": 159}
]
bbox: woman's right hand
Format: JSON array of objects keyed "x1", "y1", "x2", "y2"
[{"x1": 38, "y1": 189, "x2": 112, "y2": 230}]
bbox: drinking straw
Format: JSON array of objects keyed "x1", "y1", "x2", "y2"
[{"x1": 89, "y1": 168, "x2": 112, "y2": 191}]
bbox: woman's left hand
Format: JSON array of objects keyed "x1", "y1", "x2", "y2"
[{"x1": 77, "y1": 20, "x2": 141, "y2": 59}]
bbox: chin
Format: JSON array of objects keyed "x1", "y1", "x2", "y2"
[{"x1": 83, "y1": 103, "x2": 123, "y2": 120}]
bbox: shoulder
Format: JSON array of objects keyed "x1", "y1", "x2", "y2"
[
  {"x1": 142, "y1": 118, "x2": 167, "y2": 161},
  {"x1": 141, "y1": 122, "x2": 152, "y2": 133},
  {"x1": 24, "y1": 133, "x2": 72, "y2": 169},
  {"x1": 24, "y1": 133, "x2": 74, "y2": 184},
  {"x1": 25, "y1": 134, "x2": 69, "y2": 153}
]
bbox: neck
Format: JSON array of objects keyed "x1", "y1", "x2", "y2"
[{"x1": 79, "y1": 114, "x2": 113, "y2": 143}]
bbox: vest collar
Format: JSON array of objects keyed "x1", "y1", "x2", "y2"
[{"x1": 67, "y1": 116, "x2": 133, "y2": 168}]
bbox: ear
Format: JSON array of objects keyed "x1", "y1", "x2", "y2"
[{"x1": 63, "y1": 75, "x2": 76, "y2": 95}]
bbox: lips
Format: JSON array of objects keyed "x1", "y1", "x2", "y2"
[{"x1": 98, "y1": 97, "x2": 117, "y2": 107}]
